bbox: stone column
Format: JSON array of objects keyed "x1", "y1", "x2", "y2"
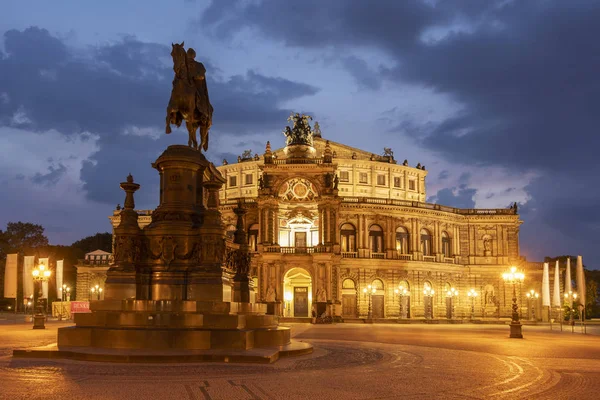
[
  {"x1": 104, "y1": 174, "x2": 141, "y2": 301},
  {"x1": 273, "y1": 207, "x2": 279, "y2": 245},
  {"x1": 267, "y1": 208, "x2": 274, "y2": 244},
  {"x1": 317, "y1": 206, "x2": 324, "y2": 245},
  {"x1": 232, "y1": 203, "x2": 253, "y2": 303}
]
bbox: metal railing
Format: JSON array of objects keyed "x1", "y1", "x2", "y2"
[
  {"x1": 371, "y1": 252, "x2": 385, "y2": 259},
  {"x1": 423, "y1": 256, "x2": 436, "y2": 262},
  {"x1": 341, "y1": 252, "x2": 358, "y2": 258}
]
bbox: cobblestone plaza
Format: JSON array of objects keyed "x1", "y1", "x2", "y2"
[{"x1": 1, "y1": 320, "x2": 599, "y2": 399}]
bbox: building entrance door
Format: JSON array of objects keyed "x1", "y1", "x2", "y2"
[
  {"x1": 372, "y1": 295, "x2": 384, "y2": 318},
  {"x1": 294, "y1": 287, "x2": 309, "y2": 317},
  {"x1": 342, "y1": 294, "x2": 356, "y2": 317},
  {"x1": 295, "y1": 232, "x2": 307, "y2": 248}
]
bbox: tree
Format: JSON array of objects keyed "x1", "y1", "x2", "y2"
[
  {"x1": 0, "y1": 222, "x2": 49, "y2": 301},
  {"x1": 0, "y1": 222, "x2": 49, "y2": 258},
  {"x1": 586, "y1": 274, "x2": 600, "y2": 318},
  {"x1": 71, "y1": 232, "x2": 112, "y2": 254}
]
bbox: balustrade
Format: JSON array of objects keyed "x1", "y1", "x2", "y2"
[{"x1": 339, "y1": 197, "x2": 516, "y2": 215}]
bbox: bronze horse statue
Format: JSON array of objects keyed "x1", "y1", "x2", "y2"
[{"x1": 165, "y1": 42, "x2": 213, "y2": 151}]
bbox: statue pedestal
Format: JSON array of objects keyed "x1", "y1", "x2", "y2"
[
  {"x1": 509, "y1": 322, "x2": 523, "y2": 338},
  {"x1": 42, "y1": 145, "x2": 311, "y2": 361}
]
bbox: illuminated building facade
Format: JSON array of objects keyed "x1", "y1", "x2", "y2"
[{"x1": 108, "y1": 115, "x2": 536, "y2": 320}]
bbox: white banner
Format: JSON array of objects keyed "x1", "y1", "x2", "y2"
[
  {"x1": 23, "y1": 256, "x2": 35, "y2": 299},
  {"x1": 56, "y1": 260, "x2": 64, "y2": 299},
  {"x1": 542, "y1": 262, "x2": 550, "y2": 307},
  {"x1": 552, "y1": 260, "x2": 561, "y2": 307},
  {"x1": 3, "y1": 254, "x2": 18, "y2": 298},
  {"x1": 565, "y1": 257, "x2": 572, "y2": 304},
  {"x1": 39, "y1": 257, "x2": 49, "y2": 299},
  {"x1": 576, "y1": 255, "x2": 586, "y2": 306}
]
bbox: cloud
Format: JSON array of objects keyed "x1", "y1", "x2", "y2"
[
  {"x1": 341, "y1": 55, "x2": 382, "y2": 91},
  {"x1": 428, "y1": 185, "x2": 477, "y2": 209},
  {"x1": 31, "y1": 163, "x2": 67, "y2": 186},
  {"x1": 200, "y1": 1, "x2": 600, "y2": 265},
  {"x1": 0, "y1": 27, "x2": 320, "y2": 207}
]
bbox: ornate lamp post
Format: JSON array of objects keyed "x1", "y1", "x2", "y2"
[
  {"x1": 31, "y1": 261, "x2": 52, "y2": 329},
  {"x1": 58, "y1": 284, "x2": 70, "y2": 321},
  {"x1": 423, "y1": 286, "x2": 435, "y2": 319},
  {"x1": 90, "y1": 284, "x2": 103, "y2": 300},
  {"x1": 502, "y1": 266, "x2": 525, "y2": 338},
  {"x1": 467, "y1": 288, "x2": 478, "y2": 320},
  {"x1": 564, "y1": 291, "x2": 578, "y2": 333},
  {"x1": 526, "y1": 289, "x2": 539, "y2": 321},
  {"x1": 446, "y1": 287, "x2": 458, "y2": 319},
  {"x1": 284, "y1": 291, "x2": 293, "y2": 317},
  {"x1": 394, "y1": 285, "x2": 408, "y2": 320},
  {"x1": 363, "y1": 284, "x2": 377, "y2": 319}
]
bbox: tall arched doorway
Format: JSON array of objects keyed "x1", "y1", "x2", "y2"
[
  {"x1": 371, "y1": 278, "x2": 385, "y2": 318},
  {"x1": 341, "y1": 278, "x2": 357, "y2": 318},
  {"x1": 283, "y1": 268, "x2": 312, "y2": 318}
]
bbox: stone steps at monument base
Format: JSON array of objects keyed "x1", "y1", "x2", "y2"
[
  {"x1": 90, "y1": 299, "x2": 267, "y2": 314},
  {"x1": 13, "y1": 340, "x2": 313, "y2": 364},
  {"x1": 73, "y1": 311, "x2": 277, "y2": 329},
  {"x1": 57, "y1": 325, "x2": 291, "y2": 351}
]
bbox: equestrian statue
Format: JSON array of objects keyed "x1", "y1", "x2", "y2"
[{"x1": 165, "y1": 42, "x2": 214, "y2": 151}]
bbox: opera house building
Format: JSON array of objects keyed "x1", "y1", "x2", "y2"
[{"x1": 110, "y1": 115, "x2": 536, "y2": 322}]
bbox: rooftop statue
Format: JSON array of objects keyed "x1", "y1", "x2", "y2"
[
  {"x1": 283, "y1": 113, "x2": 314, "y2": 147},
  {"x1": 165, "y1": 42, "x2": 214, "y2": 151}
]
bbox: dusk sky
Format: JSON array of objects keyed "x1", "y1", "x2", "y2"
[{"x1": 0, "y1": 0, "x2": 598, "y2": 268}]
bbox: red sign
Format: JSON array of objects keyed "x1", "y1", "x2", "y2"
[{"x1": 70, "y1": 301, "x2": 91, "y2": 314}]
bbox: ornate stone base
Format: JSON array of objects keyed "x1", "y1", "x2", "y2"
[
  {"x1": 14, "y1": 340, "x2": 313, "y2": 364},
  {"x1": 56, "y1": 299, "x2": 301, "y2": 353},
  {"x1": 509, "y1": 322, "x2": 523, "y2": 338},
  {"x1": 32, "y1": 315, "x2": 46, "y2": 329}
]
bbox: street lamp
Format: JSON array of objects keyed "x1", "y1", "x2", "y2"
[
  {"x1": 31, "y1": 261, "x2": 52, "y2": 329},
  {"x1": 90, "y1": 284, "x2": 103, "y2": 300},
  {"x1": 60, "y1": 284, "x2": 71, "y2": 302},
  {"x1": 423, "y1": 286, "x2": 435, "y2": 319},
  {"x1": 394, "y1": 285, "x2": 408, "y2": 320},
  {"x1": 467, "y1": 289, "x2": 478, "y2": 320},
  {"x1": 526, "y1": 289, "x2": 539, "y2": 321},
  {"x1": 564, "y1": 291, "x2": 578, "y2": 333},
  {"x1": 446, "y1": 287, "x2": 458, "y2": 319},
  {"x1": 284, "y1": 291, "x2": 293, "y2": 317},
  {"x1": 502, "y1": 266, "x2": 525, "y2": 338},
  {"x1": 362, "y1": 284, "x2": 377, "y2": 319},
  {"x1": 58, "y1": 284, "x2": 71, "y2": 321}
]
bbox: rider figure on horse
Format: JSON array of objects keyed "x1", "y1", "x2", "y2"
[
  {"x1": 185, "y1": 48, "x2": 212, "y2": 125},
  {"x1": 166, "y1": 42, "x2": 213, "y2": 151}
]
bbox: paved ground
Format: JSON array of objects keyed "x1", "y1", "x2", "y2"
[{"x1": 0, "y1": 320, "x2": 599, "y2": 399}]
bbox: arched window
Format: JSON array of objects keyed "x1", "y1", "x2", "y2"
[
  {"x1": 369, "y1": 224, "x2": 384, "y2": 253},
  {"x1": 398, "y1": 280, "x2": 410, "y2": 292},
  {"x1": 340, "y1": 223, "x2": 356, "y2": 252},
  {"x1": 342, "y1": 278, "x2": 356, "y2": 289},
  {"x1": 423, "y1": 280, "x2": 433, "y2": 291},
  {"x1": 371, "y1": 278, "x2": 384, "y2": 291},
  {"x1": 248, "y1": 224, "x2": 259, "y2": 252},
  {"x1": 395, "y1": 226, "x2": 410, "y2": 255},
  {"x1": 441, "y1": 231, "x2": 451, "y2": 258},
  {"x1": 420, "y1": 228, "x2": 432, "y2": 256}
]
